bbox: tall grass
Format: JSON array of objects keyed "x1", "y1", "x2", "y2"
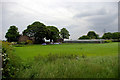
[{"x1": 16, "y1": 54, "x2": 118, "y2": 78}]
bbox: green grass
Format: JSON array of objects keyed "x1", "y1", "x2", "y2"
[
  {"x1": 10, "y1": 42, "x2": 119, "y2": 78},
  {"x1": 13, "y1": 42, "x2": 118, "y2": 60},
  {"x1": 16, "y1": 55, "x2": 118, "y2": 78}
]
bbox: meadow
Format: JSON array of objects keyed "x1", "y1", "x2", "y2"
[
  {"x1": 2, "y1": 42, "x2": 119, "y2": 78},
  {"x1": 13, "y1": 42, "x2": 118, "y2": 60}
]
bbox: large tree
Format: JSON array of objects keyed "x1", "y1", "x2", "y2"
[
  {"x1": 87, "y1": 31, "x2": 99, "y2": 39},
  {"x1": 102, "y1": 32, "x2": 113, "y2": 39},
  {"x1": 112, "y1": 32, "x2": 120, "y2": 39},
  {"x1": 60, "y1": 28, "x2": 70, "y2": 41},
  {"x1": 23, "y1": 21, "x2": 47, "y2": 44},
  {"x1": 46, "y1": 26, "x2": 59, "y2": 42},
  {"x1": 5, "y1": 26, "x2": 19, "y2": 42}
]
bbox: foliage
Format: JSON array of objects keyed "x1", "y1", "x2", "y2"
[
  {"x1": 11, "y1": 42, "x2": 17, "y2": 45},
  {"x1": 102, "y1": 32, "x2": 120, "y2": 41},
  {"x1": 112, "y1": 32, "x2": 120, "y2": 39},
  {"x1": 78, "y1": 31, "x2": 99, "y2": 40},
  {"x1": 15, "y1": 44, "x2": 24, "y2": 47},
  {"x1": 78, "y1": 35, "x2": 90, "y2": 39},
  {"x1": 18, "y1": 42, "x2": 26, "y2": 45},
  {"x1": 102, "y1": 32, "x2": 113, "y2": 39},
  {"x1": 60, "y1": 28, "x2": 70, "y2": 41},
  {"x1": 104, "y1": 40, "x2": 112, "y2": 43},
  {"x1": 23, "y1": 21, "x2": 47, "y2": 44},
  {"x1": 26, "y1": 40, "x2": 33, "y2": 44},
  {"x1": 5, "y1": 26, "x2": 19, "y2": 42},
  {"x1": 46, "y1": 26, "x2": 60, "y2": 42},
  {"x1": 2, "y1": 42, "x2": 22, "y2": 78},
  {"x1": 87, "y1": 31, "x2": 99, "y2": 39}
]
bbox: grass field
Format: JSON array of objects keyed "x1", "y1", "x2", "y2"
[
  {"x1": 13, "y1": 42, "x2": 118, "y2": 60},
  {"x1": 11, "y1": 42, "x2": 119, "y2": 78}
]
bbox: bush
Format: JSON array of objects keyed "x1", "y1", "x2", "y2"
[
  {"x1": 11, "y1": 42, "x2": 17, "y2": 45},
  {"x1": 2, "y1": 41, "x2": 22, "y2": 78},
  {"x1": 104, "y1": 40, "x2": 112, "y2": 43},
  {"x1": 18, "y1": 42, "x2": 26, "y2": 45},
  {"x1": 15, "y1": 44, "x2": 23, "y2": 47},
  {"x1": 26, "y1": 40, "x2": 33, "y2": 44}
]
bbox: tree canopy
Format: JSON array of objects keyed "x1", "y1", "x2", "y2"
[
  {"x1": 87, "y1": 31, "x2": 99, "y2": 39},
  {"x1": 60, "y1": 28, "x2": 70, "y2": 41},
  {"x1": 46, "y1": 26, "x2": 60, "y2": 42},
  {"x1": 5, "y1": 22, "x2": 120, "y2": 43},
  {"x1": 102, "y1": 32, "x2": 120, "y2": 39},
  {"x1": 5, "y1": 26, "x2": 19, "y2": 42},
  {"x1": 78, "y1": 31, "x2": 99, "y2": 40},
  {"x1": 102, "y1": 32, "x2": 113, "y2": 39},
  {"x1": 23, "y1": 21, "x2": 47, "y2": 43},
  {"x1": 112, "y1": 32, "x2": 120, "y2": 39}
]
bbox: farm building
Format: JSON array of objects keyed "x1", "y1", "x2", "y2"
[{"x1": 64, "y1": 39, "x2": 105, "y2": 43}]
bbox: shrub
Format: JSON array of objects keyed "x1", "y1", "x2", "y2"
[
  {"x1": 15, "y1": 44, "x2": 23, "y2": 47},
  {"x1": 19, "y1": 42, "x2": 26, "y2": 45},
  {"x1": 2, "y1": 41, "x2": 22, "y2": 78},
  {"x1": 11, "y1": 42, "x2": 17, "y2": 45},
  {"x1": 104, "y1": 40, "x2": 112, "y2": 43},
  {"x1": 26, "y1": 40, "x2": 33, "y2": 44}
]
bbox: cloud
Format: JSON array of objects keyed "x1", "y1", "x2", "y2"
[
  {"x1": 1, "y1": 0, "x2": 118, "y2": 40},
  {"x1": 72, "y1": 2, "x2": 118, "y2": 37},
  {"x1": 0, "y1": 2, "x2": 2, "y2": 40},
  {"x1": 74, "y1": 8, "x2": 107, "y2": 19}
]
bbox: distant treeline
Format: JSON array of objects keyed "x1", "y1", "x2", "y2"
[
  {"x1": 78, "y1": 31, "x2": 120, "y2": 41},
  {"x1": 5, "y1": 21, "x2": 120, "y2": 43},
  {"x1": 5, "y1": 21, "x2": 70, "y2": 44}
]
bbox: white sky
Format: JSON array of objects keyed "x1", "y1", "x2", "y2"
[{"x1": 0, "y1": 0, "x2": 119, "y2": 40}]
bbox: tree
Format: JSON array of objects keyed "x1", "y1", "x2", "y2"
[
  {"x1": 112, "y1": 32, "x2": 120, "y2": 39},
  {"x1": 5, "y1": 26, "x2": 19, "y2": 42},
  {"x1": 102, "y1": 32, "x2": 112, "y2": 39},
  {"x1": 78, "y1": 35, "x2": 90, "y2": 39},
  {"x1": 46, "y1": 26, "x2": 60, "y2": 42},
  {"x1": 23, "y1": 21, "x2": 47, "y2": 44},
  {"x1": 87, "y1": 31, "x2": 99, "y2": 39},
  {"x1": 60, "y1": 28, "x2": 70, "y2": 41}
]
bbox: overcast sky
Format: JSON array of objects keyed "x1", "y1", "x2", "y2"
[{"x1": 0, "y1": 0, "x2": 119, "y2": 40}]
